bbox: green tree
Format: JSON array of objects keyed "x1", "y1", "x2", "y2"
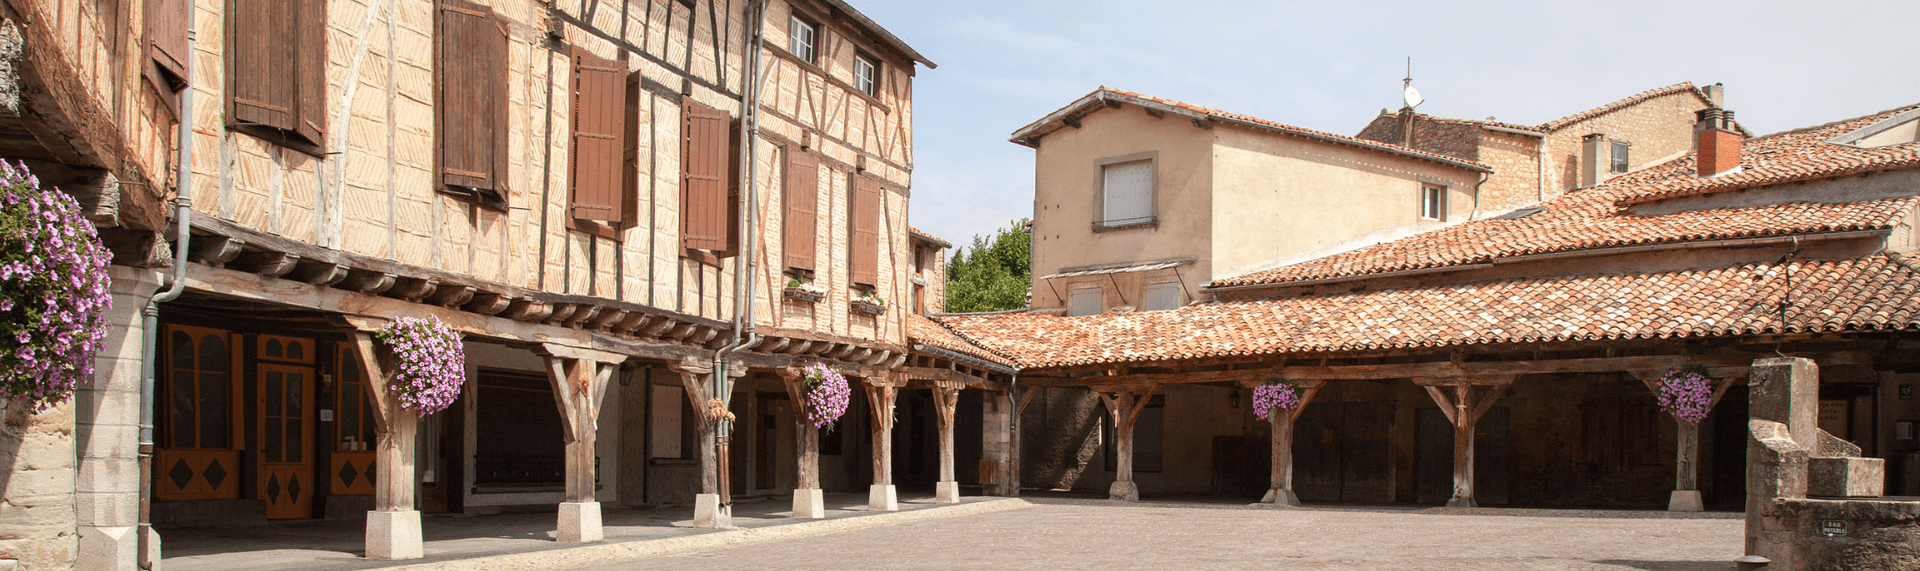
[{"x1": 944, "y1": 219, "x2": 1031, "y2": 313}]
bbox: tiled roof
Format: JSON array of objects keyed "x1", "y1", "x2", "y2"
[
  {"x1": 1213, "y1": 103, "x2": 1920, "y2": 288},
  {"x1": 907, "y1": 226, "x2": 951, "y2": 248},
  {"x1": 938, "y1": 254, "x2": 1920, "y2": 370},
  {"x1": 1410, "y1": 114, "x2": 1543, "y2": 134},
  {"x1": 1540, "y1": 82, "x2": 1706, "y2": 132},
  {"x1": 1011, "y1": 87, "x2": 1490, "y2": 173},
  {"x1": 907, "y1": 312, "x2": 1015, "y2": 367}
]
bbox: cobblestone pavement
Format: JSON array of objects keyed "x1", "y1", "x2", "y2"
[{"x1": 573, "y1": 500, "x2": 1746, "y2": 571}]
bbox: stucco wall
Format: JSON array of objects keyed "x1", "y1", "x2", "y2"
[{"x1": 1029, "y1": 105, "x2": 1214, "y2": 311}]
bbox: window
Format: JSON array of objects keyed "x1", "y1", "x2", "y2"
[
  {"x1": 853, "y1": 54, "x2": 878, "y2": 96},
  {"x1": 1069, "y1": 287, "x2": 1103, "y2": 316},
  {"x1": 1142, "y1": 282, "x2": 1180, "y2": 311},
  {"x1": 1100, "y1": 159, "x2": 1154, "y2": 227},
  {"x1": 1610, "y1": 141, "x2": 1631, "y2": 174},
  {"x1": 164, "y1": 326, "x2": 235, "y2": 450},
  {"x1": 788, "y1": 16, "x2": 817, "y2": 63},
  {"x1": 568, "y1": 46, "x2": 629, "y2": 223},
  {"x1": 849, "y1": 174, "x2": 882, "y2": 287},
  {"x1": 226, "y1": 0, "x2": 326, "y2": 153},
  {"x1": 912, "y1": 283, "x2": 925, "y2": 314},
  {"x1": 1420, "y1": 185, "x2": 1446, "y2": 221},
  {"x1": 437, "y1": 0, "x2": 511, "y2": 209},
  {"x1": 783, "y1": 148, "x2": 819, "y2": 271},
  {"x1": 681, "y1": 98, "x2": 737, "y2": 254}
]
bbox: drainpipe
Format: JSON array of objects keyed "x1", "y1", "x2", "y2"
[
  {"x1": 712, "y1": 0, "x2": 768, "y2": 506},
  {"x1": 138, "y1": 11, "x2": 196, "y2": 568},
  {"x1": 1007, "y1": 372, "x2": 1018, "y2": 495},
  {"x1": 1468, "y1": 171, "x2": 1489, "y2": 221}
]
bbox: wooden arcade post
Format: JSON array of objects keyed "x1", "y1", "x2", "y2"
[
  {"x1": 1095, "y1": 385, "x2": 1159, "y2": 501},
  {"x1": 347, "y1": 327, "x2": 422, "y2": 560},
  {"x1": 538, "y1": 344, "x2": 624, "y2": 542},
  {"x1": 1418, "y1": 377, "x2": 1514, "y2": 508},
  {"x1": 933, "y1": 380, "x2": 964, "y2": 503},
  {"x1": 779, "y1": 367, "x2": 826, "y2": 518},
  {"x1": 863, "y1": 376, "x2": 903, "y2": 510},
  {"x1": 669, "y1": 358, "x2": 730, "y2": 527},
  {"x1": 1638, "y1": 372, "x2": 1739, "y2": 512},
  {"x1": 1248, "y1": 379, "x2": 1322, "y2": 507}
]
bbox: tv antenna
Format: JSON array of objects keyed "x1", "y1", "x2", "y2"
[{"x1": 1402, "y1": 57, "x2": 1424, "y2": 109}]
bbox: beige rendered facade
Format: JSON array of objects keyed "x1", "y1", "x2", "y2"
[{"x1": 1014, "y1": 88, "x2": 1487, "y2": 314}]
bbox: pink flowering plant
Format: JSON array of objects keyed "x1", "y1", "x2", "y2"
[
  {"x1": 373, "y1": 316, "x2": 465, "y2": 416},
  {"x1": 1657, "y1": 367, "x2": 1713, "y2": 425},
  {"x1": 0, "y1": 161, "x2": 112, "y2": 412},
  {"x1": 1252, "y1": 380, "x2": 1300, "y2": 421},
  {"x1": 800, "y1": 362, "x2": 850, "y2": 431}
]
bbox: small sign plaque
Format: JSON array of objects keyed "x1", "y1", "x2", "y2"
[
  {"x1": 1902, "y1": 383, "x2": 1913, "y2": 400},
  {"x1": 1820, "y1": 520, "x2": 1849, "y2": 537}
]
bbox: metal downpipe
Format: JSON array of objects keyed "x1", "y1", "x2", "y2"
[{"x1": 712, "y1": 0, "x2": 769, "y2": 506}]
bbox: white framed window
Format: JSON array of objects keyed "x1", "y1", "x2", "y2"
[
  {"x1": 1420, "y1": 185, "x2": 1446, "y2": 221},
  {"x1": 1142, "y1": 282, "x2": 1180, "y2": 311},
  {"x1": 788, "y1": 16, "x2": 817, "y2": 63},
  {"x1": 1100, "y1": 159, "x2": 1154, "y2": 226},
  {"x1": 1610, "y1": 141, "x2": 1631, "y2": 174},
  {"x1": 1069, "y1": 287, "x2": 1103, "y2": 316},
  {"x1": 853, "y1": 54, "x2": 878, "y2": 96}
]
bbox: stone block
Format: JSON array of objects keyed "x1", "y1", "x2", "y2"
[
  {"x1": 868, "y1": 484, "x2": 898, "y2": 511},
  {"x1": 792, "y1": 488, "x2": 825, "y2": 519},
  {"x1": 935, "y1": 481, "x2": 960, "y2": 504},
  {"x1": 1261, "y1": 487, "x2": 1302, "y2": 508},
  {"x1": 555, "y1": 501, "x2": 602, "y2": 543},
  {"x1": 1809, "y1": 456, "x2": 1885, "y2": 498},
  {"x1": 365, "y1": 510, "x2": 423, "y2": 560},
  {"x1": 76, "y1": 423, "x2": 140, "y2": 461},
  {"x1": 76, "y1": 491, "x2": 140, "y2": 527},
  {"x1": 76, "y1": 525, "x2": 136, "y2": 571},
  {"x1": 692, "y1": 493, "x2": 730, "y2": 528},
  {"x1": 1109, "y1": 480, "x2": 1139, "y2": 502},
  {"x1": 1668, "y1": 490, "x2": 1703, "y2": 512},
  {"x1": 76, "y1": 456, "x2": 139, "y2": 494}
]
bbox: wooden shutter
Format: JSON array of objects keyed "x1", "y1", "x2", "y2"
[
  {"x1": 144, "y1": 0, "x2": 188, "y2": 89},
  {"x1": 294, "y1": 0, "x2": 326, "y2": 146},
  {"x1": 569, "y1": 47, "x2": 625, "y2": 222},
  {"x1": 783, "y1": 149, "x2": 818, "y2": 272},
  {"x1": 437, "y1": 0, "x2": 508, "y2": 200},
  {"x1": 849, "y1": 174, "x2": 881, "y2": 286},
  {"x1": 680, "y1": 98, "x2": 731, "y2": 251},
  {"x1": 620, "y1": 72, "x2": 642, "y2": 228},
  {"x1": 230, "y1": 0, "x2": 297, "y2": 131}
]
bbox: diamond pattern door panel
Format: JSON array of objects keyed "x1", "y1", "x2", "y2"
[{"x1": 258, "y1": 363, "x2": 316, "y2": 518}]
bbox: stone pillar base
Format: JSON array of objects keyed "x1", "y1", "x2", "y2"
[
  {"x1": 1259, "y1": 487, "x2": 1302, "y2": 507},
  {"x1": 1109, "y1": 480, "x2": 1139, "y2": 501},
  {"x1": 77, "y1": 525, "x2": 137, "y2": 571},
  {"x1": 365, "y1": 510, "x2": 423, "y2": 560},
  {"x1": 935, "y1": 481, "x2": 961, "y2": 504},
  {"x1": 1445, "y1": 496, "x2": 1477, "y2": 508},
  {"x1": 1668, "y1": 490, "x2": 1704, "y2": 512},
  {"x1": 693, "y1": 494, "x2": 731, "y2": 528},
  {"x1": 792, "y1": 488, "x2": 826, "y2": 519},
  {"x1": 556, "y1": 501, "x2": 603, "y2": 542},
  {"x1": 868, "y1": 484, "x2": 899, "y2": 511},
  {"x1": 140, "y1": 525, "x2": 163, "y2": 571}
]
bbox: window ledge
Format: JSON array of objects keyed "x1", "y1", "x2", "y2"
[{"x1": 1092, "y1": 219, "x2": 1158, "y2": 233}]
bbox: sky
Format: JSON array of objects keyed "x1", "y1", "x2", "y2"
[{"x1": 849, "y1": 0, "x2": 1920, "y2": 254}]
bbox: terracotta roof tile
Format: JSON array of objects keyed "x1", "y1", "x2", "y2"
[
  {"x1": 1540, "y1": 82, "x2": 1706, "y2": 132},
  {"x1": 907, "y1": 312, "x2": 1014, "y2": 367},
  {"x1": 1215, "y1": 102, "x2": 1920, "y2": 288},
  {"x1": 908, "y1": 226, "x2": 951, "y2": 248},
  {"x1": 938, "y1": 254, "x2": 1920, "y2": 370}
]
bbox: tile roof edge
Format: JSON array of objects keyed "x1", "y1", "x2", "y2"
[
  {"x1": 1539, "y1": 82, "x2": 1704, "y2": 132},
  {"x1": 916, "y1": 315, "x2": 1024, "y2": 367},
  {"x1": 1615, "y1": 159, "x2": 1920, "y2": 207}
]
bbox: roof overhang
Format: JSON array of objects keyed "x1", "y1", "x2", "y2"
[
  {"x1": 1040, "y1": 258, "x2": 1194, "y2": 280},
  {"x1": 817, "y1": 0, "x2": 936, "y2": 70}
]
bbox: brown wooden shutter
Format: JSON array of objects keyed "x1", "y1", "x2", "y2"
[
  {"x1": 230, "y1": 0, "x2": 297, "y2": 132},
  {"x1": 783, "y1": 149, "x2": 818, "y2": 272},
  {"x1": 620, "y1": 72, "x2": 642, "y2": 227},
  {"x1": 437, "y1": 0, "x2": 508, "y2": 202},
  {"x1": 293, "y1": 0, "x2": 327, "y2": 146},
  {"x1": 569, "y1": 47, "x2": 625, "y2": 222},
  {"x1": 680, "y1": 98, "x2": 731, "y2": 251},
  {"x1": 144, "y1": 0, "x2": 188, "y2": 89},
  {"x1": 849, "y1": 174, "x2": 881, "y2": 286}
]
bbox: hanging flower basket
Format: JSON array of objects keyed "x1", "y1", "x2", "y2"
[
  {"x1": 373, "y1": 315, "x2": 466, "y2": 416},
  {"x1": 0, "y1": 161, "x2": 112, "y2": 412},
  {"x1": 800, "y1": 362, "x2": 850, "y2": 431},
  {"x1": 1656, "y1": 366, "x2": 1713, "y2": 425},
  {"x1": 1252, "y1": 380, "x2": 1301, "y2": 421}
]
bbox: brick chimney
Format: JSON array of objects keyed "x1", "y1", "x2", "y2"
[{"x1": 1695, "y1": 108, "x2": 1742, "y2": 177}]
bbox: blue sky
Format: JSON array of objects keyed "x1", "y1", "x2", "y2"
[{"x1": 854, "y1": 1, "x2": 1920, "y2": 253}]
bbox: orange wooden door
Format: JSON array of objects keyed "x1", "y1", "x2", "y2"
[
  {"x1": 156, "y1": 325, "x2": 242, "y2": 502},
  {"x1": 258, "y1": 363, "x2": 316, "y2": 518}
]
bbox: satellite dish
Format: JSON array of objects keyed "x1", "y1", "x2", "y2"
[{"x1": 1402, "y1": 85, "x2": 1424, "y2": 109}]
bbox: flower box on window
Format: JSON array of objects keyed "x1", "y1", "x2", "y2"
[
  {"x1": 851, "y1": 294, "x2": 888, "y2": 316},
  {"x1": 784, "y1": 279, "x2": 828, "y2": 304}
]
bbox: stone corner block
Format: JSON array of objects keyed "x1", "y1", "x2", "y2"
[
  {"x1": 365, "y1": 510, "x2": 423, "y2": 560},
  {"x1": 693, "y1": 494, "x2": 731, "y2": 528},
  {"x1": 1668, "y1": 490, "x2": 1704, "y2": 512},
  {"x1": 555, "y1": 501, "x2": 602, "y2": 543},
  {"x1": 869, "y1": 484, "x2": 899, "y2": 511},
  {"x1": 792, "y1": 488, "x2": 826, "y2": 519},
  {"x1": 1808, "y1": 456, "x2": 1885, "y2": 498},
  {"x1": 934, "y1": 481, "x2": 960, "y2": 504},
  {"x1": 76, "y1": 525, "x2": 137, "y2": 571}
]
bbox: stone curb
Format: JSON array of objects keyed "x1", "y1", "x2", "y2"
[{"x1": 383, "y1": 498, "x2": 1035, "y2": 571}]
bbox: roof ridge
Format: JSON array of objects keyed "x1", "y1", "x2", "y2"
[
  {"x1": 1540, "y1": 82, "x2": 1702, "y2": 132},
  {"x1": 921, "y1": 313, "x2": 1024, "y2": 364},
  {"x1": 1748, "y1": 101, "x2": 1920, "y2": 143}
]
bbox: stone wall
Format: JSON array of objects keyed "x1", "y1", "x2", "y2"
[
  {"x1": 1541, "y1": 90, "x2": 1705, "y2": 196},
  {"x1": 0, "y1": 402, "x2": 77, "y2": 570}
]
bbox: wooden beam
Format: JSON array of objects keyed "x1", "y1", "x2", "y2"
[{"x1": 1028, "y1": 354, "x2": 1775, "y2": 387}]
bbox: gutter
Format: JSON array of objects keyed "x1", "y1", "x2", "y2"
[
  {"x1": 1207, "y1": 229, "x2": 1889, "y2": 294},
  {"x1": 140, "y1": 14, "x2": 197, "y2": 567}
]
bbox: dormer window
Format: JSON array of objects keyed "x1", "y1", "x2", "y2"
[
  {"x1": 1611, "y1": 141, "x2": 1631, "y2": 174},
  {"x1": 788, "y1": 16, "x2": 818, "y2": 63},
  {"x1": 853, "y1": 54, "x2": 878, "y2": 97}
]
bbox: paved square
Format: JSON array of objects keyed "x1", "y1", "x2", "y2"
[{"x1": 575, "y1": 501, "x2": 1744, "y2": 570}]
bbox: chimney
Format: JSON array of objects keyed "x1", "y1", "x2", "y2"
[
  {"x1": 1702, "y1": 82, "x2": 1725, "y2": 108},
  {"x1": 1580, "y1": 133, "x2": 1608, "y2": 188},
  {"x1": 1695, "y1": 108, "x2": 1742, "y2": 177}
]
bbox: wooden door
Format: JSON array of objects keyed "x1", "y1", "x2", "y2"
[
  {"x1": 1474, "y1": 407, "x2": 1510, "y2": 505},
  {"x1": 1339, "y1": 402, "x2": 1393, "y2": 503},
  {"x1": 156, "y1": 325, "x2": 243, "y2": 501},
  {"x1": 1293, "y1": 403, "x2": 1342, "y2": 502},
  {"x1": 258, "y1": 363, "x2": 316, "y2": 518},
  {"x1": 1415, "y1": 407, "x2": 1451, "y2": 504}
]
